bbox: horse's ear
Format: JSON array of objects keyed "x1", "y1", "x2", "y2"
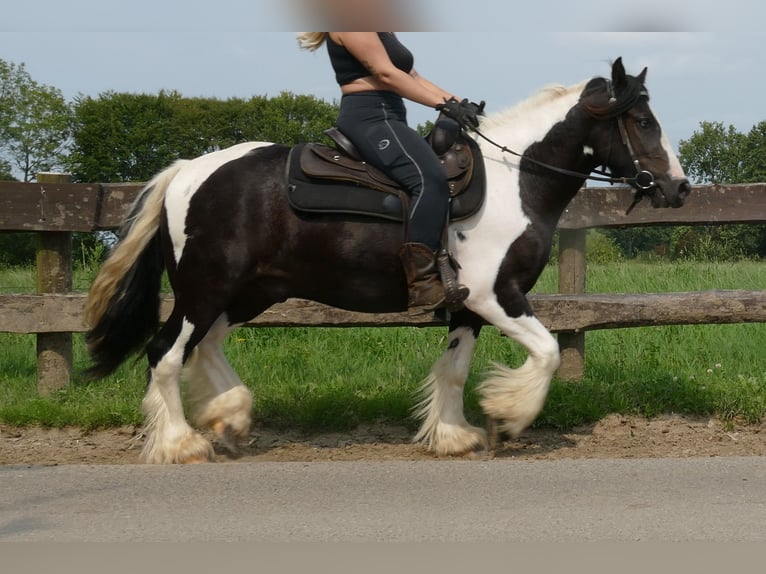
[
  {"x1": 637, "y1": 67, "x2": 648, "y2": 85},
  {"x1": 611, "y1": 57, "x2": 627, "y2": 88}
]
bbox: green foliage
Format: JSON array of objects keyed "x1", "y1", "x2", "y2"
[
  {"x1": 416, "y1": 120, "x2": 434, "y2": 137},
  {"x1": 0, "y1": 59, "x2": 72, "y2": 182},
  {"x1": 678, "y1": 121, "x2": 746, "y2": 184},
  {"x1": 585, "y1": 230, "x2": 623, "y2": 264},
  {"x1": 602, "y1": 226, "x2": 675, "y2": 259},
  {"x1": 73, "y1": 232, "x2": 107, "y2": 271},
  {"x1": 0, "y1": 232, "x2": 107, "y2": 272},
  {"x1": 549, "y1": 230, "x2": 623, "y2": 265},
  {"x1": 66, "y1": 91, "x2": 338, "y2": 182},
  {"x1": 669, "y1": 224, "x2": 765, "y2": 261},
  {"x1": 739, "y1": 121, "x2": 766, "y2": 183},
  {"x1": 677, "y1": 119, "x2": 766, "y2": 186},
  {"x1": 0, "y1": 158, "x2": 14, "y2": 180},
  {"x1": 0, "y1": 233, "x2": 37, "y2": 267}
]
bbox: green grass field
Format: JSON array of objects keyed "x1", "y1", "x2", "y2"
[{"x1": 1, "y1": 260, "x2": 765, "y2": 431}]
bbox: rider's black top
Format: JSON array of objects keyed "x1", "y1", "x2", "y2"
[{"x1": 326, "y1": 33, "x2": 414, "y2": 86}]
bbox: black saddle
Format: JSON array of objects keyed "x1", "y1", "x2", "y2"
[{"x1": 286, "y1": 118, "x2": 486, "y2": 223}]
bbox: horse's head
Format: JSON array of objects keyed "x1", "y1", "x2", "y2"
[{"x1": 582, "y1": 58, "x2": 691, "y2": 210}]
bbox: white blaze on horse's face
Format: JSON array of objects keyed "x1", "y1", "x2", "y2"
[
  {"x1": 618, "y1": 102, "x2": 691, "y2": 208},
  {"x1": 164, "y1": 142, "x2": 274, "y2": 264},
  {"x1": 660, "y1": 129, "x2": 686, "y2": 180}
]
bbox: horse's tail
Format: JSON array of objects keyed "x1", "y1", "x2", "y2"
[{"x1": 84, "y1": 160, "x2": 188, "y2": 380}]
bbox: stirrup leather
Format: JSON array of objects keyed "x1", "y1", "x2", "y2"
[{"x1": 436, "y1": 249, "x2": 469, "y2": 312}]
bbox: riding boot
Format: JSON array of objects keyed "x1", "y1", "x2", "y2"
[{"x1": 399, "y1": 242, "x2": 469, "y2": 314}]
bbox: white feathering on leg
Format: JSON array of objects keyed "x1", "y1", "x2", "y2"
[{"x1": 413, "y1": 327, "x2": 487, "y2": 456}]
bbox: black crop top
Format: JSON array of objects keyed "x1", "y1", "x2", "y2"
[{"x1": 326, "y1": 33, "x2": 414, "y2": 86}]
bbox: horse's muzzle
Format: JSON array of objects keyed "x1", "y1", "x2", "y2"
[{"x1": 653, "y1": 177, "x2": 691, "y2": 208}]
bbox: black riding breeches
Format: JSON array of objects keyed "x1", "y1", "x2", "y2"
[{"x1": 336, "y1": 91, "x2": 449, "y2": 251}]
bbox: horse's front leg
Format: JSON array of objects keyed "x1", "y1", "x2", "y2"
[
  {"x1": 475, "y1": 293, "x2": 561, "y2": 439},
  {"x1": 414, "y1": 309, "x2": 488, "y2": 456}
]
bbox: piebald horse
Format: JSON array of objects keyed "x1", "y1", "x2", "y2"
[{"x1": 85, "y1": 58, "x2": 690, "y2": 463}]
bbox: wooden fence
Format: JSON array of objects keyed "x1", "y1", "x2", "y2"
[{"x1": 2, "y1": 176, "x2": 766, "y2": 392}]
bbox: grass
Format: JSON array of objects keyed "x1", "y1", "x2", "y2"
[{"x1": 1, "y1": 260, "x2": 765, "y2": 431}]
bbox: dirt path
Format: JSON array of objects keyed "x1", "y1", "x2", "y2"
[{"x1": 2, "y1": 414, "x2": 765, "y2": 465}]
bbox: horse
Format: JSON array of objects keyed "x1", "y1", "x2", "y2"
[{"x1": 84, "y1": 58, "x2": 690, "y2": 463}]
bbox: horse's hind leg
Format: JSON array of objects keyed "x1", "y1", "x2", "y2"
[
  {"x1": 414, "y1": 310, "x2": 488, "y2": 456},
  {"x1": 184, "y1": 315, "x2": 253, "y2": 453},
  {"x1": 141, "y1": 309, "x2": 216, "y2": 464}
]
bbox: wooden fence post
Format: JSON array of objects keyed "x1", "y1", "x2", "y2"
[
  {"x1": 35, "y1": 173, "x2": 73, "y2": 394},
  {"x1": 557, "y1": 228, "x2": 586, "y2": 380}
]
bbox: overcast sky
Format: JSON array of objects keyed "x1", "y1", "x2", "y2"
[{"x1": 1, "y1": 1, "x2": 765, "y2": 151}]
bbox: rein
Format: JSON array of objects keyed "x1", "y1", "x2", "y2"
[
  {"x1": 470, "y1": 126, "x2": 640, "y2": 187},
  {"x1": 468, "y1": 79, "x2": 658, "y2": 214}
]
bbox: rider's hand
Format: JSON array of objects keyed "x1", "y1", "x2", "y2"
[{"x1": 435, "y1": 98, "x2": 485, "y2": 130}]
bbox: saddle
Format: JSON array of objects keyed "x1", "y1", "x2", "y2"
[{"x1": 286, "y1": 118, "x2": 486, "y2": 223}]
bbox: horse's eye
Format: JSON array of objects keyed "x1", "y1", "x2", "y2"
[{"x1": 638, "y1": 118, "x2": 652, "y2": 129}]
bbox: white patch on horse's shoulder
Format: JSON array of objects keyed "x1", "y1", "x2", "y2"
[{"x1": 583, "y1": 145, "x2": 595, "y2": 156}]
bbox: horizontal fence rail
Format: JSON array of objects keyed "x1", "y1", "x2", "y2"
[
  {"x1": 1, "y1": 178, "x2": 766, "y2": 389},
  {"x1": 2, "y1": 291, "x2": 766, "y2": 334},
  {"x1": 2, "y1": 182, "x2": 766, "y2": 232}
]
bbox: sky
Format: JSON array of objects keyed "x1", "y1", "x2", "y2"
[{"x1": 1, "y1": 1, "x2": 765, "y2": 152}]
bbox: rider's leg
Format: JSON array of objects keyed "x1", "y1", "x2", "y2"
[{"x1": 337, "y1": 92, "x2": 469, "y2": 312}]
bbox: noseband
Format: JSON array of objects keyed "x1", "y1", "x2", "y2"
[{"x1": 470, "y1": 79, "x2": 657, "y2": 213}]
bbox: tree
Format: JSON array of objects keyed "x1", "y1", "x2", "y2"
[
  {"x1": 673, "y1": 121, "x2": 766, "y2": 259},
  {"x1": 67, "y1": 90, "x2": 188, "y2": 182},
  {"x1": 0, "y1": 59, "x2": 72, "y2": 181},
  {"x1": 66, "y1": 91, "x2": 339, "y2": 183},
  {"x1": 678, "y1": 121, "x2": 747, "y2": 184},
  {"x1": 739, "y1": 121, "x2": 766, "y2": 183},
  {"x1": 0, "y1": 158, "x2": 13, "y2": 180}
]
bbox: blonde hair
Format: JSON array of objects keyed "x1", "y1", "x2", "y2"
[{"x1": 297, "y1": 33, "x2": 328, "y2": 52}]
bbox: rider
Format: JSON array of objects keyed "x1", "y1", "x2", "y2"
[{"x1": 298, "y1": 32, "x2": 483, "y2": 313}]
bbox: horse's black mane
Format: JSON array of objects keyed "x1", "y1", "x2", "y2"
[{"x1": 580, "y1": 75, "x2": 648, "y2": 120}]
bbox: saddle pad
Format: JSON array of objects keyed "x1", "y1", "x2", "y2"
[
  {"x1": 287, "y1": 144, "x2": 407, "y2": 222},
  {"x1": 286, "y1": 137, "x2": 486, "y2": 223}
]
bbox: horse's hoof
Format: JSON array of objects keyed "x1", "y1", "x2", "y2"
[
  {"x1": 176, "y1": 435, "x2": 215, "y2": 464},
  {"x1": 461, "y1": 440, "x2": 493, "y2": 460},
  {"x1": 141, "y1": 430, "x2": 215, "y2": 464},
  {"x1": 212, "y1": 421, "x2": 241, "y2": 455},
  {"x1": 183, "y1": 455, "x2": 212, "y2": 464},
  {"x1": 425, "y1": 424, "x2": 488, "y2": 458}
]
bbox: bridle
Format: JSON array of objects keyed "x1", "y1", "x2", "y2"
[
  {"x1": 608, "y1": 81, "x2": 658, "y2": 213},
  {"x1": 469, "y1": 79, "x2": 658, "y2": 214}
]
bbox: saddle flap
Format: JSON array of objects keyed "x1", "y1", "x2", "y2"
[
  {"x1": 301, "y1": 143, "x2": 401, "y2": 194},
  {"x1": 302, "y1": 144, "x2": 368, "y2": 176}
]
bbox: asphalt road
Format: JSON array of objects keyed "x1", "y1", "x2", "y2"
[{"x1": 2, "y1": 457, "x2": 766, "y2": 542}]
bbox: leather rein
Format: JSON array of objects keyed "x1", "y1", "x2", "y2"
[{"x1": 468, "y1": 81, "x2": 657, "y2": 214}]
